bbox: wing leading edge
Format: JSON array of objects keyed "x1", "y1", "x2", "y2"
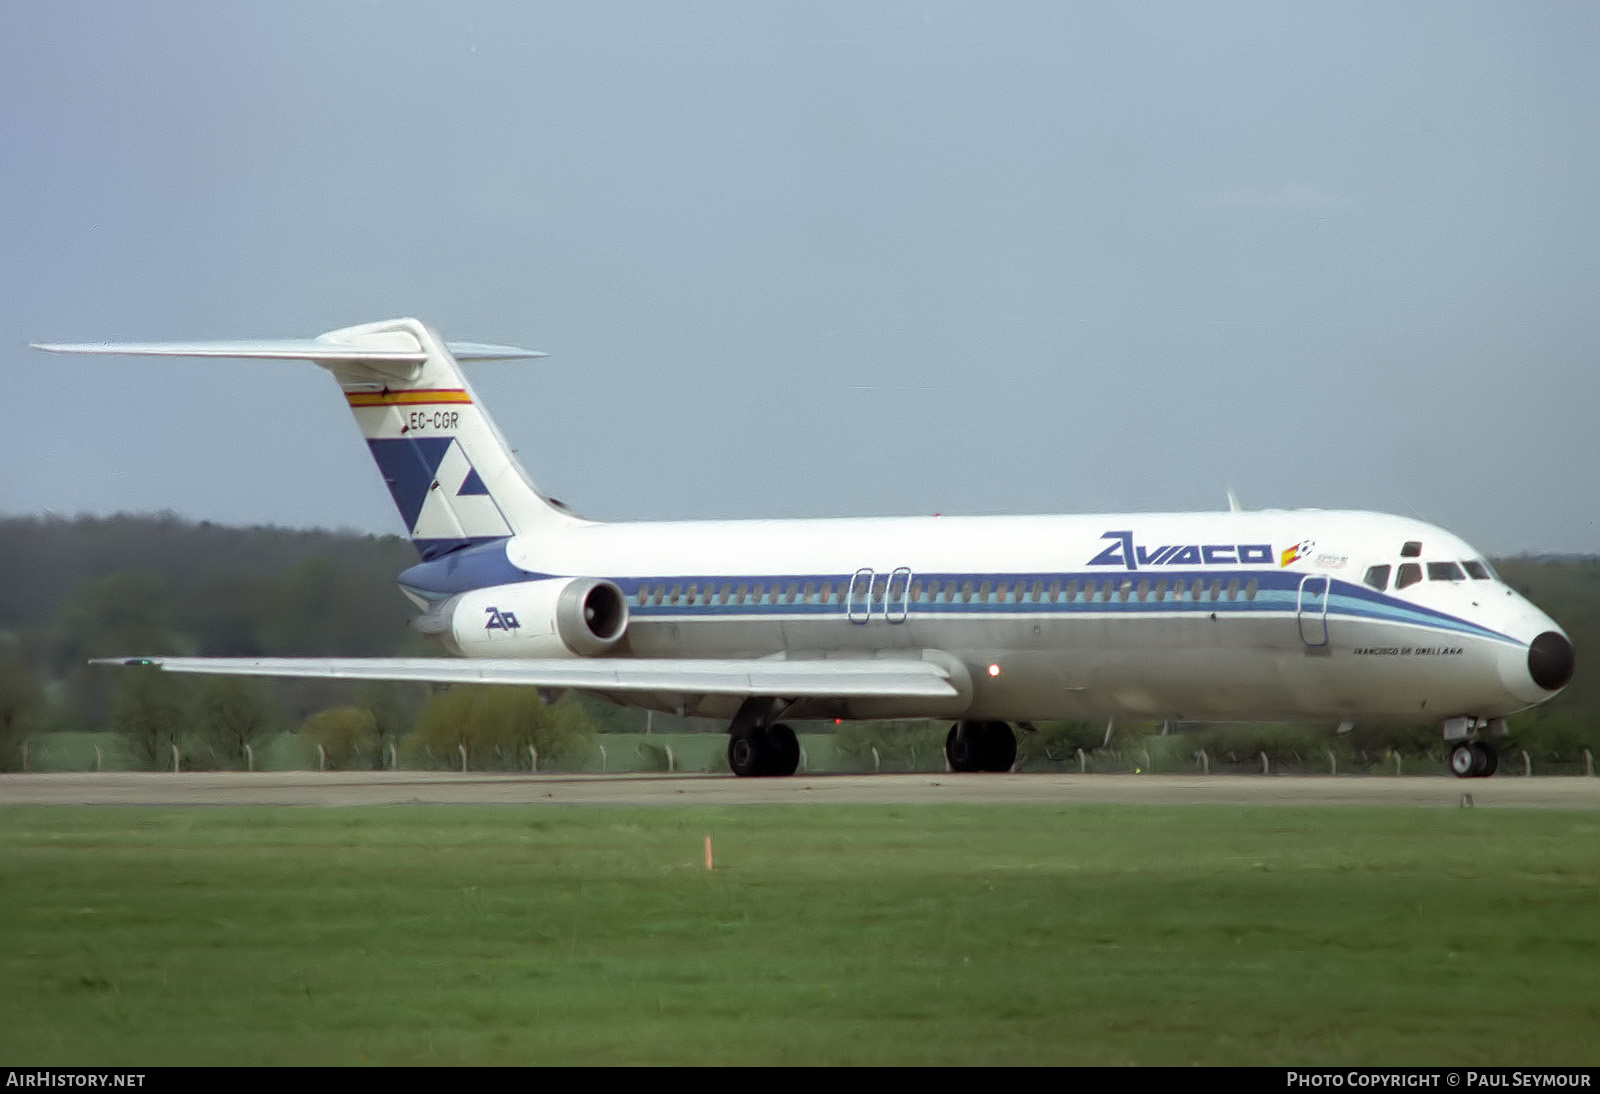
[{"x1": 92, "y1": 656, "x2": 961, "y2": 700}]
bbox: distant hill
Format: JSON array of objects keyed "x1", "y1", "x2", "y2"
[{"x1": 1, "y1": 513, "x2": 418, "y2": 640}]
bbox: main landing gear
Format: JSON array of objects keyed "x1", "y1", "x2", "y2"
[
  {"x1": 1448, "y1": 741, "x2": 1498, "y2": 778},
  {"x1": 727, "y1": 722, "x2": 800, "y2": 778},
  {"x1": 725, "y1": 699, "x2": 800, "y2": 777},
  {"x1": 721, "y1": 700, "x2": 1021, "y2": 778},
  {"x1": 944, "y1": 720, "x2": 1017, "y2": 773}
]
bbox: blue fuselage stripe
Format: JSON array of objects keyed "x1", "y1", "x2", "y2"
[
  {"x1": 394, "y1": 542, "x2": 1512, "y2": 645},
  {"x1": 616, "y1": 580, "x2": 1509, "y2": 644}
]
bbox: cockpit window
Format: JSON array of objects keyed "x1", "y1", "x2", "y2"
[
  {"x1": 1363, "y1": 565, "x2": 1391, "y2": 591},
  {"x1": 1401, "y1": 541, "x2": 1422, "y2": 558},
  {"x1": 1427, "y1": 562, "x2": 1465, "y2": 582},
  {"x1": 1395, "y1": 563, "x2": 1423, "y2": 590},
  {"x1": 1463, "y1": 560, "x2": 1492, "y2": 581}
]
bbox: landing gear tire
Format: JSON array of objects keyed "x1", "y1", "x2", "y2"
[
  {"x1": 1478, "y1": 742, "x2": 1499, "y2": 777},
  {"x1": 979, "y1": 721, "x2": 1017, "y2": 772},
  {"x1": 946, "y1": 724, "x2": 982, "y2": 772},
  {"x1": 729, "y1": 729, "x2": 769, "y2": 777},
  {"x1": 1449, "y1": 741, "x2": 1498, "y2": 778},
  {"x1": 766, "y1": 723, "x2": 800, "y2": 776},
  {"x1": 946, "y1": 721, "x2": 1017, "y2": 773},
  {"x1": 728, "y1": 724, "x2": 800, "y2": 777}
]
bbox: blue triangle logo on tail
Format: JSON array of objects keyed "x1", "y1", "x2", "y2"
[
  {"x1": 368, "y1": 437, "x2": 453, "y2": 530},
  {"x1": 458, "y1": 467, "x2": 490, "y2": 496}
]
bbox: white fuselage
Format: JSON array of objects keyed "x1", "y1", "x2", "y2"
[{"x1": 408, "y1": 506, "x2": 1564, "y2": 727}]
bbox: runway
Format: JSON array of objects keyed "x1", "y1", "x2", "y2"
[{"x1": 2, "y1": 770, "x2": 1597, "y2": 808}]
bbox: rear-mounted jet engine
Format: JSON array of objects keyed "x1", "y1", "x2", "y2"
[{"x1": 413, "y1": 577, "x2": 629, "y2": 658}]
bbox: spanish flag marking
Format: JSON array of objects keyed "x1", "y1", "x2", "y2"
[
  {"x1": 1280, "y1": 539, "x2": 1315, "y2": 567},
  {"x1": 344, "y1": 389, "x2": 473, "y2": 407}
]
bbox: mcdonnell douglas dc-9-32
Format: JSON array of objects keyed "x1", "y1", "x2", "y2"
[{"x1": 35, "y1": 318, "x2": 1574, "y2": 778}]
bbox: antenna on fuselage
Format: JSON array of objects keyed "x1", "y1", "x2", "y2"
[{"x1": 1226, "y1": 488, "x2": 1244, "y2": 513}]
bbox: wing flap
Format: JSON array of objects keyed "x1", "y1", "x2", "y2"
[{"x1": 91, "y1": 656, "x2": 960, "y2": 699}]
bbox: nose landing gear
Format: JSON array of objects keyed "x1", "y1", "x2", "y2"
[
  {"x1": 1442, "y1": 716, "x2": 1503, "y2": 778},
  {"x1": 1448, "y1": 741, "x2": 1498, "y2": 779}
]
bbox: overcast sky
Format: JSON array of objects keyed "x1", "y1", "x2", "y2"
[{"x1": 3, "y1": 2, "x2": 1596, "y2": 555}]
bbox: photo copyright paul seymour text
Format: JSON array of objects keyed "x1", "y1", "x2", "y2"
[{"x1": 1288, "y1": 1075, "x2": 1592, "y2": 1088}]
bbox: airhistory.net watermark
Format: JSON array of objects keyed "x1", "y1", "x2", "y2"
[{"x1": 5, "y1": 1074, "x2": 145, "y2": 1088}]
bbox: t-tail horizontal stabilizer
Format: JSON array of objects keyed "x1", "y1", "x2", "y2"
[
  {"x1": 34, "y1": 318, "x2": 580, "y2": 561},
  {"x1": 31, "y1": 338, "x2": 546, "y2": 364}
]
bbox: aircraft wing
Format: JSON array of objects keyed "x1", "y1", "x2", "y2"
[{"x1": 91, "y1": 656, "x2": 961, "y2": 700}]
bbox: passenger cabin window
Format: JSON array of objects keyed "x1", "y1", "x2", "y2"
[
  {"x1": 1363, "y1": 565, "x2": 1391, "y2": 591},
  {"x1": 1428, "y1": 562, "x2": 1465, "y2": 582},
  {"x1": 1463, "y1": 561, "x2": 1491, "y2": 580},
  {"x1": 1395, "y1": 563, "x2": 1422, "y2": 590},
  {"x1": 1401, "y1": 541, "x2": 1422, "y2": 558}
]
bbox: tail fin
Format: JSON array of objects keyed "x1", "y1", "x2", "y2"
[{"x1": 34, "y1": 318, "x2": 584, "y2": 558}]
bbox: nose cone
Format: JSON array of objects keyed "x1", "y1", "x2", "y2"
[
  {"x1": 1528, "y1": 630, "x2": 1575, "y2": 693},
  {"x1": 1500, "y1": 628, "x2": 1575, "y2": 706}
]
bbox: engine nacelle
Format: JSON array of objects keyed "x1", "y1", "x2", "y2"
[{"x1": 415, "y1": 578, "x2": 629, "y2": 659}]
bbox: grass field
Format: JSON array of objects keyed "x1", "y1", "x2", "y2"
[{"x1": 2, "y1": 803, "x2": 1597, "y2": 1065}]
